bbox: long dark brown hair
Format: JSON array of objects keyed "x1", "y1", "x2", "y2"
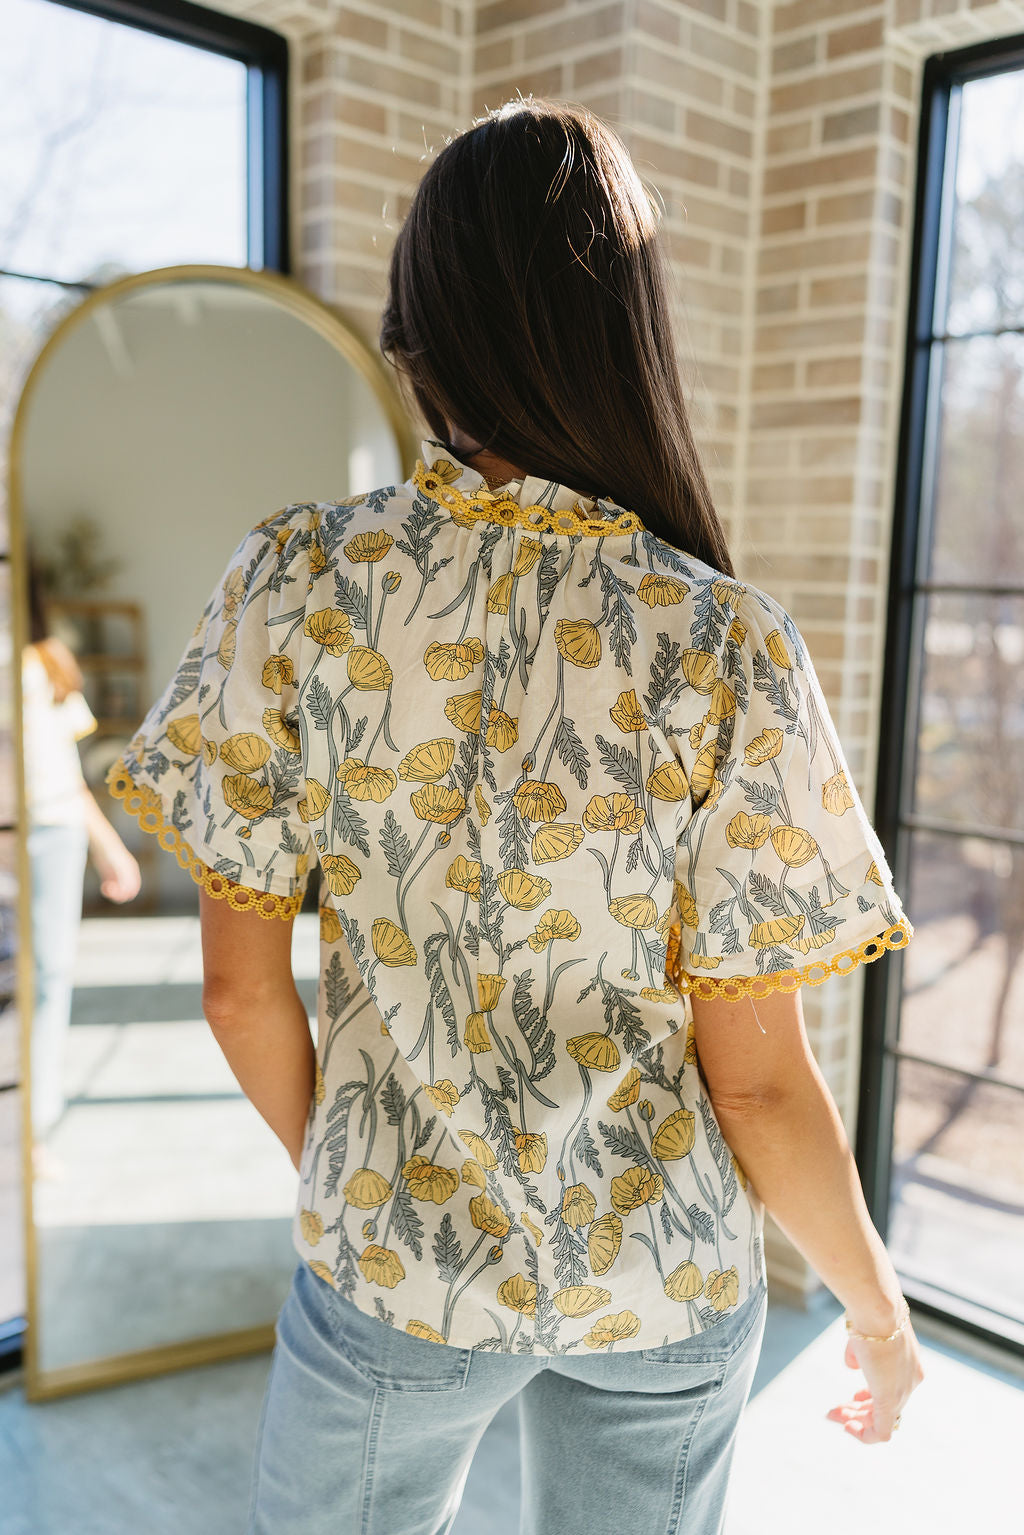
[{"x1": 380, "y1": 98, "x2": 733, "y2": 574}]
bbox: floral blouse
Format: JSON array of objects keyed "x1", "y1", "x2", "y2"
[{"x1": 108, "y1": 440, "x2": 911, "y2": 1355}]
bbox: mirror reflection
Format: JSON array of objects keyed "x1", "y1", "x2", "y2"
[{"x1": 17, "y1": 271, "x2": 404, "y2": 1377}]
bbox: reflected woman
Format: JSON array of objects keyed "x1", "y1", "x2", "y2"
[{"x1": 23, "y1": 567, "x2": 140, "y2": 1175}]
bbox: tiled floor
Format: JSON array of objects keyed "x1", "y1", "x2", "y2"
[{"x1": 0, "y1": 1292, "x2": 1018, "y2": 1535}]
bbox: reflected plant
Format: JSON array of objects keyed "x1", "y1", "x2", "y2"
[{"x1": 32, "y1": 514, "x2": 120, "y2": 597}]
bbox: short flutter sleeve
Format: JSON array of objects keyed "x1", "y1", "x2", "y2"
[
  {"x1": 669, "y1": 587, "x2": 912, "y2": 998},
  {"x1": 106, "y1": 507, "x2": 316, "y2": 918}
]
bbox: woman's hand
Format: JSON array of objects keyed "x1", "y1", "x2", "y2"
[
  {"x1": 826, "y1": 1325, "x2": 926, "y2": 1443},
  {"x1": 95, "y1": 843, "x2": 142, "y2": 903},
  {"x1": 82, "y1": 786, "x2": 142, "y2": 901}
]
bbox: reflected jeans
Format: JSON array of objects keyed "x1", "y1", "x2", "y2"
[
  {"x1": 247, "y1": 1259, "x2": 767, "y2": 1535},
  {"x1": 27, "y1": 821, "x2": 89, "y2": 1137}
]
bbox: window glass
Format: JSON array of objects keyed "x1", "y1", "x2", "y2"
[
  {"x1": 946, "y1": 70, "x2": 1024, "y2": 336},
  {"x1": 913, "y1": 592, "x2": 1024, "y2": 835},
  {"x1": 928, "y1": 335, "x2": 1024, "y2": 588},
  {"x1": 0, "y1": 0, "x2": 248, "y2": 284}
]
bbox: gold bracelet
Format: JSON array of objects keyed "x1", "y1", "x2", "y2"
[{"x1": 844, "y1": 1296, "x2": 910, "y2": 1343}]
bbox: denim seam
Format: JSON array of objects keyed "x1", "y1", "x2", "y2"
[
  {"x1": 245, "y1": 1348, "x2": 279, "y2": 1533},
  {"x1": 360, "y1": 1388, "x2": 383, "y2": 1535},
  {"x1": 665, "y1": 1372, "x2": 726, "y2": 1535}
]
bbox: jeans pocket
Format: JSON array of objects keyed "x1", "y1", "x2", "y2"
[
  {"x1": 303, "y1": 1263, "x2": 472, "y2": 1393},
  {"x1": 640, "y1": 1281, "x2": 767, "y2": 1365}
]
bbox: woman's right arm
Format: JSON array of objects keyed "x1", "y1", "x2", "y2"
[{"x1": 690, "y1": 986, "x2": 926, "y2": 1443}]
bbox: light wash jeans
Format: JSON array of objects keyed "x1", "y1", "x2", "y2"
[
  {"x1": 247, "y1": 1258, "x2": 767, "y2": 1535},
  {"x1": 27, "y1": 821, "x2": 89, "y2": 1137}
]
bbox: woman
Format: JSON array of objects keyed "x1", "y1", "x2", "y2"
[
  {"x1": 109, "y1": 100, "x2": 924, "y2": 1534},
  {"x1": 24, "y1": 571, "x2": 141, "y2": 1170}
]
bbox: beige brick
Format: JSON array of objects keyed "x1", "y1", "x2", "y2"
[
  {"x1": 735, "y1": 0, "x2": 761, "y2": 36},
  {"x1": 766, "y1": 119, "x2": 813, "y2": 155},
  {"x1": 673, "y1": 193, "x2": 749, "y2": 237},
  {"x1": 732, "y1": 84, "x2": 756, "y2": 119},
  {"x1": 770, "y1": 61, "x2": 884, "y2": 116},
  {"x1": 477, "y1": 0, "x2": 552, "y2": 31},
  {"x1": 319, "y1": 136, "x2": 428, "y2": 188},
  {"x1": 633, "y1": 41, "x2": 724, "y2": 105},
  {"x1": 395, "y1": 111, "x2": 460, "y2": 149},
  {"x1": 690, "y1": 20, "x2": 758, "y2": 77},
  {"x1": 805, "y1": 356, "x2": 862, "y2": 388},
  {"x1": 826, "y1": 16, "x2": 885, "y2": 58},
  {"x1": 798, "y1": 434, "x2": 859, "y2": 469},
  {"x1": 764, "y1": 146, "x2": 878, "y2": 197},
  {"x1": 572, "y1": 46, "x2": 625, "y2": 90},
  {"x1": 753, "y1": 361, "x2": 797, "y2": 391},
  {"x1": 758, "y1": 225, "x2": 872, "y2": 274},
  {"x1": 686, "y1": 0, "x2": 728, "y2": 20},
  {"x1": 312, "y1": 174, "x2": 396, "y2": 221},
  {"x1": 761, "y1": 200, "x2": 806, "y2": 234},
  {"x1": 631, "y1": 133, "x2": 721, "y2": 190},
  {"x1": 328, "y1": 51, "x2": 442, "y2": 108},
  {"x1": 752, "y1": 397, "x2": 862, "y2": 430},
  {"x1": 389, "y1": 0, "x2": 444, "y2": 27},
  {"x1": 814, "y1": 188, "x2": 876, "y2": 226},
  {"x1": 631, "y1": 90, "x2": 678, "y2": 134},
  {"x1": 335, "y1": 95, "x2": 391, "y2": 135},
  {"x1": 685, "y1": 108, "x2": 754, "y2": 159},
  {"x1": 522, "y1": 3, "x2": 624, "y2": 58},
  {"x1": 774, "y1": 0, "x2": 880, "y2": 33},
  {"x1": 302, "y1": 47, "x2": 329, "y2": 85},
  {"x1": 808, "y1": 272, "x2": 868, "y2": 307},
  {"x1": 635, "y1": 0, "x2": 679, "y2": 44},
  {"x1": 332, "y1": 6, "x2": 388, "y2": 50},
  {"x1": 887, "y1": 103, "x2": 912, "y2": 144},
  {"x1": 663, "y1": 230, "x2": 715, "y2": 268},
  {"x1": 580, "y1": 85, "x2": 625, "y2": 120},
  {"x1": 772, "y1": 35, "x2": 817, "y2": 74},
  {"x1": 472, "y1": 67, "x2": 563, "y2": 111},
  {"x1": 748, "y1": 437, "x2": 793, "y2": 469},
  {"x1": 720, "y1": 244, "x2": 744, "y2": 276},
  {"x1": 728, "y1": 166, "x2": 750, "y2": 198},
  {"x1": 475, "y1": 35, "x2": 514, "y2": 73},
  {"x1": 757, "y1": 281, "x2": 799, "y2": 313},
  {"x1": 398, "y1": 27, "x2": 460, "y2": 73},
  {"x1": 747, "y1": 474, "x2": 855, "y2": 506},
  {"x1": 822, "y1": 102, "x2": 881, "y2": 142},
  {"x1": 755, "y1": 314, "x2": 865, "y2": 353}
]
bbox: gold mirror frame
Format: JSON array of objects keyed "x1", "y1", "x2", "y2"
[{"x1": 9, "y1": 263, "x2": 415, "y2": 1401}]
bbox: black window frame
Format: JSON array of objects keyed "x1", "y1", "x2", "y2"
[{"x1": 859, "y1": 30, "x2": 1024, "y2": 1361}]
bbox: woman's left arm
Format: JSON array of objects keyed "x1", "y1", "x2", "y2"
[{"x1": 199, "y1": 888, "x2": 315, "y2": 1171}]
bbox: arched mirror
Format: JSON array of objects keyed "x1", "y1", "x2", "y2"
[{"x1": 9, "y1": 264, "x2": 413, "y2": 1399}]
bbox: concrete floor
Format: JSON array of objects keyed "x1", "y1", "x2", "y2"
[{"x1": 0, "y1": 1292, "x2": 1019, "y2": 1535}]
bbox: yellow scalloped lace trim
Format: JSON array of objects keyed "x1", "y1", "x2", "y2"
[
  {"x1": 414, "y1": 459, "x2": 645, "y2": 538},
  {"x1": 668, "y1": 922, "x2": 912, "y2": 1001},
  {"x1": 107, "y1": 757, "x2": 303, "y2": 920}
]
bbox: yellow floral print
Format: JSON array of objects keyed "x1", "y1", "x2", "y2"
[{"x1": 109, "y1": 438, "x2": 911, "y2": 1356}]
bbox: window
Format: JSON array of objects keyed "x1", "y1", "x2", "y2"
[
  {"x1": 863, "y1": 37, "x2": 1024, "y2": 1356},
  {"x1": 0, "y1": 0, "x2": 287, "y2": 1357}
]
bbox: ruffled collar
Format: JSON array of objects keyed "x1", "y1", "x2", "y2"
[{"x1": 411, "y1": 438, "x2": 645, "y2": 538}]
